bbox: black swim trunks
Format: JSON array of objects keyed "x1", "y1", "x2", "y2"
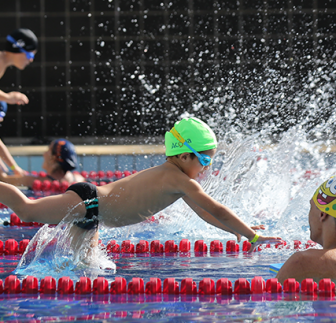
[{"x1": 66, "y1": 182, "x2": 99, "y2": 230}]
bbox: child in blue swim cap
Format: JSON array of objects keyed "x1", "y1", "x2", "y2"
[
  {"x1": 44, "y1": 139, "x2": 79, "y2": 176},
  {"x1": 0, "y1": 138, "x2": 84, "y2": 187}
]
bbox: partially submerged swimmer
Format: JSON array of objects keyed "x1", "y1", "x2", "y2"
[
  {"x1": 0, "y1": 117, "x2": 282, "y2": 259},
  {"x1": 277, "y1": 176, "x2": 336, "y2": 284},
  {"x1": 0, "y1": 139, "x2": 84, "y2": 187}
]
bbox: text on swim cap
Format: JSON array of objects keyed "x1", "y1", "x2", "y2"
[{"x1": 172, "y1": 139, "x2": 191, "y2": 149}]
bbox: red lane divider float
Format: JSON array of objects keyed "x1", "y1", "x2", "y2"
[
  {"x1": 81, "y1": 170, "x2": 137, "y2": 181},
  {"x1": 1, "y1": 168, "x2": 320, "y2": 196},
  {"x1": 28, "y1": 169, "x2": 225, "y2": 195},
  {"x1": 104, "y1": 239, "x2": 317, "y2": 257},
  {"x1": 0, "y1": 239, "x2": 30, "y2": 255},
  {"x1": 6, "y1": 213, "x2": 44, "y2": 227},
  {"x1": 0, "y1": 237, "x2": 318, "y2": 257},
  {"x1": 19, "y1": 170, "x2": 139, "y2": 195},
  {"x1": 31, "y1": 170, "x2": 139, "y2": 194},
  {"x1": 1, "y1": 275, "x2": 335, "y2": 301}
]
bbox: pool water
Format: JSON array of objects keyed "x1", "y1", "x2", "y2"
[
  {"x1": 0, "y1": 204, "x2": 335, "y2": 322},
  {"x1": 1, "y1": 134, "x2": 336, "y2": 321}
]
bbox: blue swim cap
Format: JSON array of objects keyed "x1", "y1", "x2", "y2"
[
  {"x1": 51, "y1": 139, "x2": 78, "y2": 172},
  {"x1": 0, "y1": 101, "x2": 8, "y2": 118}
]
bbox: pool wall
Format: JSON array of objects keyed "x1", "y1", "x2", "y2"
[{"x1": 8, "y1": 144, "x2": 166, "y2": 173}]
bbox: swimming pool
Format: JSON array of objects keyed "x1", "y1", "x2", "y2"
[
  {"x1": 0, "y1": 223, "x2": 335, "y2": 322},
  {"x1": 0, "y1": 187, "x2": 335, "y2": 318},
  {"x1": 0, "y1": 215, "x2": 328, "y2": 322},
  {"x1": 1, "y1": 137, "x2": 336, "y2": 321}
]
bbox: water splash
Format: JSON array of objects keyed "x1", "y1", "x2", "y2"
[
  {"x1": 15, "y1": 206, "x2": 116, "y2": 281},
  {"x1": 101, "y1": 60, "x2": 336, "y2": 248},
  {"x1": 15, "y1": 59, "x2": 336, "y2": 277}
]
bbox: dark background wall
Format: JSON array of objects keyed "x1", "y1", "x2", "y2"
[{"x1": 0, "y1": 0, "x2": 334, "y2": 142}]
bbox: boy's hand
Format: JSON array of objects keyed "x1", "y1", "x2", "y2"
[
  {"x1": 251, "y1": 224, "x2": 265, "y2": 231},
  {"x1": 232, "y1": 225, "x2": 266, "y2": 243},
  {"x1": 248, "y1": 235, "x2": 283, "y2": 253}
]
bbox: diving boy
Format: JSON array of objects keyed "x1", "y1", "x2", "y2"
[
  {"x1": 277, "y1": 176, "x2": 336, "y2": 283},
  {"x1": 0, "y1": 118, "x2": 282, "y2": 251}
]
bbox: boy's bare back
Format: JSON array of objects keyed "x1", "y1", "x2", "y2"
[{"x1": 96, "y1": 161, "x2": 190, "y2": 227}]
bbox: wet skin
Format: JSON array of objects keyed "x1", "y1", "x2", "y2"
[{"x1": 277, "y1": 199, "x2": 336, "y2": 284}]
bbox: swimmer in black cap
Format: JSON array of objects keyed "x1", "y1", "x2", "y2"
[
  {"x1": 0, "y1": 28, "x2": 38, "y2": 106},
  {"x1": 0, "y1": 139, "x2": 85, "y2": 187},
  {"x1": 0, "y1": 29, "x2": 38, "y2": 177}
]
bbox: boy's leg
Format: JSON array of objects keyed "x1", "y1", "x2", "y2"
[
  {"x1": 0, "y1": 181, "x2": 86, "y2": 224},
  {"x1": 69, "y1": 225, "x2": 99, "y2": 250},
  {"x1": 27, "y1": 191, "x2": 86, "y2": 224}
]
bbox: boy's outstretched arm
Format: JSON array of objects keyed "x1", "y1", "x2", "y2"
[
  {"x1": 181, "y1": 179, "x2": 282, "y2": 248},
  {"x1": 183, "y1": 196, "x2": 264, "y2": 242}
]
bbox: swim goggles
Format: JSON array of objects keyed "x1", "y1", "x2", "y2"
[
  {"x1": 6, "y1": 35, "x2": 35, "y2": 60},
  {"x1": 170, "y1": 127, "x2": 212, "y2": 167}
]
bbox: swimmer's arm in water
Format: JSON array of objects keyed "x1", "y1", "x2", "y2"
[
  {"x1": 0, "y1": 139, "x2": 27, "y2": 176},
  {"x1": 180, "y1": 179, "x2": 282, "y2": 249},
  {"x1": 0, "y1": 171, "x2": 41, "y2": 187},
  {"x1": 0, "y1": 89, "x2": 29, "y2": 105}
]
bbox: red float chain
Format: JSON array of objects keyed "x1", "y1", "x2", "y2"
[
  {"x1": 28, "y1": 170, "x2": 139, "y2": 193},
  {"x1": 0, "y1": 239, "x2": 30, "y2": 255},
  {"x1": 0, "y1": 169, "x2": 317, "y2": 196},
  {"x1": 0, "y1": 275, "x2": 334, "y2": 299},
  {"x1": 4, "y1": 215, "x2": 319, "y2": 253},
  {"x1": 0, "y1": 238, "x2": 317, "y2": 256},
  {"x1": 105, "y1": 238, "x2": 317, "y2": 254},
  {"x1": 26, "y1": 169, "x2": 226, "y2": 193}
]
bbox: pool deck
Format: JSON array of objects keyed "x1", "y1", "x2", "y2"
[
  {"x1": 6, "y1": 143, "x2": 336, "y2": 156},
  {"x1": 8, "y1": 145, "x2": 166, "y2": 156}
]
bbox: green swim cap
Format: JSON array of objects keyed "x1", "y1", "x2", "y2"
[{"x1": 165, "y1": 117, "x2": 217, "y2": 156}]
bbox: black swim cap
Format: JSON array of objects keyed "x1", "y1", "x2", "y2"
[{"x1": 5, "y1": 28, "x2": 38, "y2": 53}]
